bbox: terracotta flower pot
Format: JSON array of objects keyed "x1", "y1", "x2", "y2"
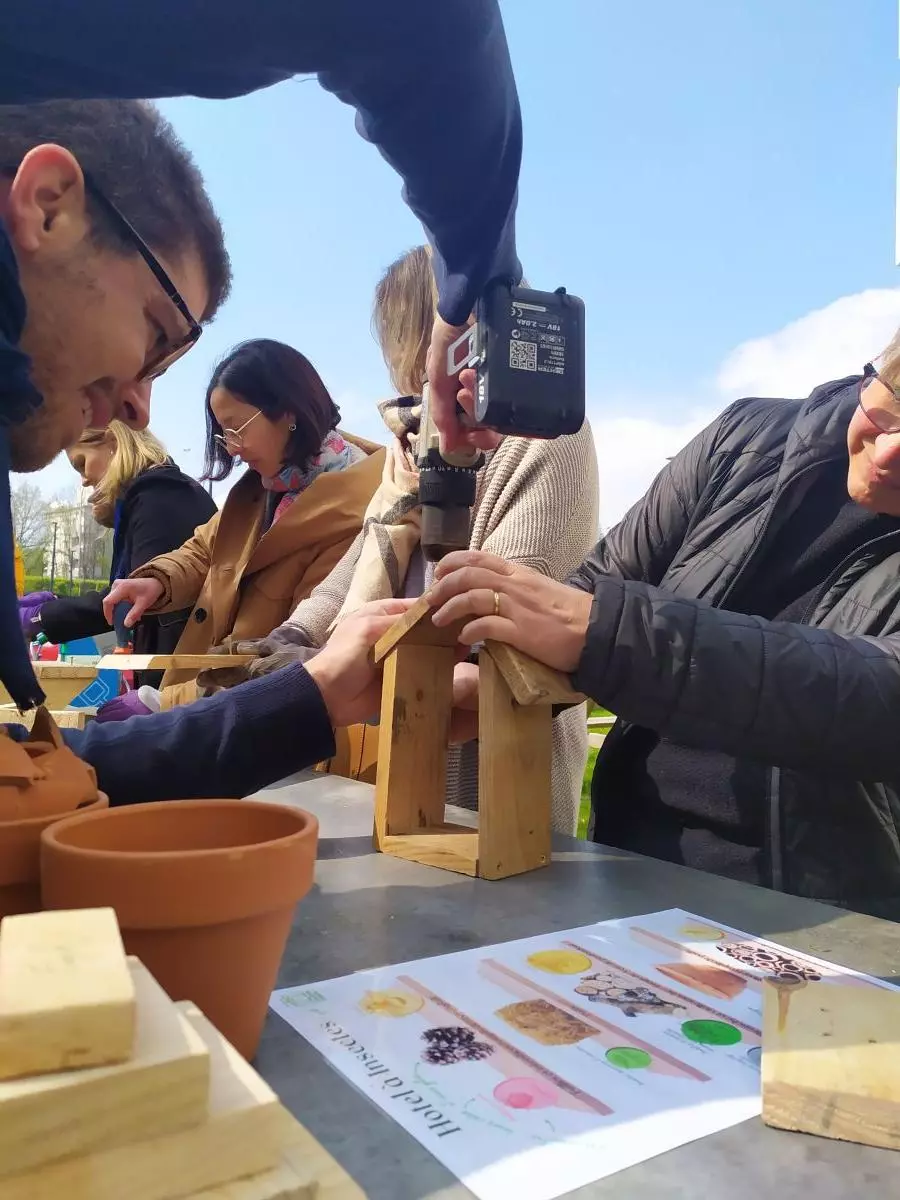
[
  {"x1": 0, "y1": 709, "x2": 106, "y2": 919},
  {"x1": 0, "y1": 793, "x2": 109, "y2": 920},
  {"x1": 40, "y1": 799, "x2": 319, "y2": 1061}
]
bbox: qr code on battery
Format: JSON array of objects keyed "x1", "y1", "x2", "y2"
[{"x1": 509, "y1": 338, "x2": 537, "y2": 371}]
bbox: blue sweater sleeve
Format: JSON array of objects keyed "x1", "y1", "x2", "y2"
[
  {"x1": 61, "y1": 665, "x2": 336, "y2": 805},
  {"x1": 0, "y1": 0, "x2": 521, "y2": 325}
]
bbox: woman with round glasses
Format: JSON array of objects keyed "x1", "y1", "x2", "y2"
[{"x1": 101, "y1": 338, "x2": 384, "y2": 713}]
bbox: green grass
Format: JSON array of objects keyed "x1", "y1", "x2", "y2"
[
  {"x1": 577, "y1": 707, "x2": 615, "y2": 839},
  {"x1": 577, "y1": 744, "x2": 599, "y2": 838}
]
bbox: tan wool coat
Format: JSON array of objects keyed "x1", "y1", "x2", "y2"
[{"x1": 132, "y1": 434, "x2": 385, "y2": 709}]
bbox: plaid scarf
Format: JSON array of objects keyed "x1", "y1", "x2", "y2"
[
  {"x1": 261, "y1": 429, "x2": 363, "y2": 524},
  {"x1": 331, "y1": 397, "x2": 424, "y2": 625}
]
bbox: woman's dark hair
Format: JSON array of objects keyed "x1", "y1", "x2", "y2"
[{"x1": 202, "y1": 339, "x2": 341, "y2": 482}]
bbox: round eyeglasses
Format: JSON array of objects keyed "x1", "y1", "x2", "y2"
[
  {"x1": 858, "y1": 363, "x2": 900, "y2": 436},
  {"x1": 213, "y1": 410, "x2": 261, "y2": 453}
]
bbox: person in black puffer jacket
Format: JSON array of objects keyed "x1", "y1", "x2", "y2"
[
  {"x1": 427, "y1": 351, "x2": 900, "y2": 921},
  {"x1": 24, "y1": 422, "x2": 216, "y2": 688}
]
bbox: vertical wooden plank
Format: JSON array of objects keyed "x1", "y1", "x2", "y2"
[
  {"x1": 373, "y1": 645, "x2": 454, "y2": 845},
  {"x1": 477, "y1": 652, "x2": 552, "y2": 879}
]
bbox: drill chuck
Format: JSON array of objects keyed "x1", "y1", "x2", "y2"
[{"x1": 419, "y1": 464, "x2": 478, "y2": 562}]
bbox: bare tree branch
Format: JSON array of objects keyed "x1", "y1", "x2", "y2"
[{"x1": 10, "y1": 481, "x2": 48, "y2": 548}]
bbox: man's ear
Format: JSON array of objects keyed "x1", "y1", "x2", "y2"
[{"x1": 4, "y1": 144, "x2": 91, "y2": 257}]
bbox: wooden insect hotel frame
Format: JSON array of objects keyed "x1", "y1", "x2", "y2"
[{"x1": 372, "y1": 596, "x2": 587, "y2": 880}]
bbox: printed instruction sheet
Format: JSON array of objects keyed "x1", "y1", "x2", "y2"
[{"x1": 271, "y1": 908, "x2": 895, "y2": 1200}]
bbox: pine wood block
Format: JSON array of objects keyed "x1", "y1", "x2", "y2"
[
  {"x1": 372, "y1": 595, "x2": 462, "y2": 664},
  {"x1": 380, "y1": 826, "x2": 479, "y2": 876},
  {"x1": 187, "y1": 1106, "x2": 366, "y2": 1199},
  {"x1": 477, "y1": 651, "x2": 552, "y2": 879},
  {"x1": 0, "y1": 704, "x2": 97, "y2": 730},
  {"x1": 0, "y1": 907, "x2": 135, "y2": 1079},
  {"x1": 0, "y1": 663, "x2": 98, "y2": 709},
  {"x1": 96, "y1": 653, "x2": 255, "y2": 672},
  {"x1": 0, "y1": 958, "x2": 210, "y2": 1179},
  {"x1": 483, "y1": 641, "x2": 587, "y2": 707},
  {"x1": 373, "y1": 643, "x2": 454, "y2": 843},
  {"x1": 2, "y1": 1002, "x2": 283, "y2": 1200},
  {"x1": 762, "y1": 977, "x2": 900, "y2": 1151}
]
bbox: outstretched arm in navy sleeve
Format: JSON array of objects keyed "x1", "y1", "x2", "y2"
[
  {"x1": 0, "y1": 0, "x2": 521, "y2": 325},
  {"x1": 63, "y1": 664, "x2": 336, "y2": 805}
]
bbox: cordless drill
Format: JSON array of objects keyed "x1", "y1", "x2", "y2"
[{"x1": 418, "y1": 278, "x2": 586, "y2": 561}]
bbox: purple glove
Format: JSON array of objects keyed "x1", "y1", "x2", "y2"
[
  {"x1": 18, "y1": 591, "x2": 56, "y2": 633},
  {"x1": 94, "y1": 689, "x2": 157, "y2": 724}
]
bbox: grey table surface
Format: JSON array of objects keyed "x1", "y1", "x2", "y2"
[{"x1": 249, "y1": 770, "x2": 900, "y2": 1200}]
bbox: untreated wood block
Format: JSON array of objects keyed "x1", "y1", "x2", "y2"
[
  {"x1": 762, "y1": 977, "x2": 900, "y2": 1151},
  {"x1": 0, "y1": 705, "x2": 96, "y2": 730},
  {"x1": 1, "y1": 1002, "x2": 283, "y2": 1200},
  {"x1": 187, "y1": 1105, "x2": 366, "y2": 1199},
  {"x1": 372, "y1": 595, "x2": 462, "y2": 664},
  {"x1": 373, "y1": 643, "x2": 454, "y2": 842},
  {"x1": 477, "y1": 652, "x2": 552, "y2": 879},
  {"x1": 483, "y1": 641, "x2": 587, "y2": 707},
  {"x1": 96, "y1": 653, "x2": 255, "y2": 672},
  {"x1": 380, "y1": 827, "x2": 479, "y2": 876},
  {"x1": 0, "y1": 907, "x2": 135, "y2": 1079},
  {"x1": 0, "y1": 958, "x2": 210, "y2": 1179}
]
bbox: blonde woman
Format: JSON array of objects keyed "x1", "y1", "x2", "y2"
[
  {"x1": 212, "y1": 247, "x2": 600, "y2": 833},
  {"x1": 22, "y1": 422, "x2": 216, "y2": 690}
]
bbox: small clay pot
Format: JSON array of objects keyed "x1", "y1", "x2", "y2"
[
  {"x1": 40, "y1": 799, "x2": 319, "y2": 1061},
  {"x1": 0, "y1": 793, "x2": 109, "y2": 920}
]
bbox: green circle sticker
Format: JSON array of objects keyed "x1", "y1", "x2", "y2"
[
  {"x1": 606, "y1": 1046, "x2": 652, "y2": 1069},
  {"x1": 681, "y1": 1019, "x2": 742, "y2": 1046}
]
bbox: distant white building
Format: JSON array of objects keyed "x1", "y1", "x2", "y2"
[{"x1": 43, "y1": 491, "x2": 111, "y2": 585}]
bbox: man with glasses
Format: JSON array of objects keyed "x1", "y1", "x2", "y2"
[
  {"x1": 0, "y1": 1, "x2": 522, "y2": 800},
  {"x1": 426, "y1": 361, "x2": 900, "y2": 919}
]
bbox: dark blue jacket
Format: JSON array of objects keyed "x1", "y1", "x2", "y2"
[{"x1": 0, "y1": 0, "x2": 521, "y2": 804}]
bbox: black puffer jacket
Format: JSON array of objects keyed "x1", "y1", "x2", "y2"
[{"x1": 569, "y1": 375, "x2": 900, "y2": 919}]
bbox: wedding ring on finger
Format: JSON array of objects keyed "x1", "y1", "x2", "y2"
[{"x1": 493, "y1": 590, "x2": 501, "y2": 618}]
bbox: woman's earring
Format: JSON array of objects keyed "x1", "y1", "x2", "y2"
[{"x1": 288, "y1": 423, "x2": 297, "y2": 431}]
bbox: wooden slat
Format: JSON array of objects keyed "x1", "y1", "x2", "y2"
[
  {"x1": 483, "y1": 642, "x2": 587, "y2": 707},
  {"x1": 372, "y1": 596, "x2": 462, "y2": 664},
  {"x1": 762, "y1": 977, "x2": 900, "y2": 1151},
  {"x1": 477, "y1": 651, "x2": 552, "y2": 879},
  {"x1": 380, "y1": 828, "x2": 479, "y2": 876},
  {"x1": 96, "y1": 654, "x2": 255, "y2": 672},
  {"x1": 373, "y1": 645, "x2": 453, "y2": 842},
  {"x1": 0, "y1": 705, "x2": 96, "y2": 729}
]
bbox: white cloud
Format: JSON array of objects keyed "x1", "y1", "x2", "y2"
[
  {"x1": 593, "y1": 287, "x2": 900, "y2": 528},
  {"x1": 717, "y1": 288, "x2": 900, "y2": 399}
]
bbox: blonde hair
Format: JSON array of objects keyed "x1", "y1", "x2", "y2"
[
  {"x1": 372, "y1": 245, "x2": 437, "y2": 397},
  {"x1": 76, "y1": 422, "x2": 169, "y2": 508}
]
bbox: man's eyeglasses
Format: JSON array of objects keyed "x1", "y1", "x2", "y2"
[
  {"x1": 213, "y1": 410, "x2": 261, "y2": 452},
  {"x1": 858, "y1": 363, "x2": 900, "y2": 436},
  {"x1": 83, "y1": 172, "x2": 202, "y2": 381}
]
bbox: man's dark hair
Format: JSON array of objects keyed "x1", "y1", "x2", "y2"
[
  {"x1": 203, "y1": 338, "x2": 342, "y2": 483},
  {"x1": 0, "y1": 99, "x2": 230, "y2": 320}
]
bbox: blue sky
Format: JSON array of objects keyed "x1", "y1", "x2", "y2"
[{"x1": 32, "y1": 0, "x2": 900, "y2": 523}]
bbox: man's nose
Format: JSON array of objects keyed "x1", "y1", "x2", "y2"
[{"x1": 117, "y1": 380, "x2": 152, "y2": 429}]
